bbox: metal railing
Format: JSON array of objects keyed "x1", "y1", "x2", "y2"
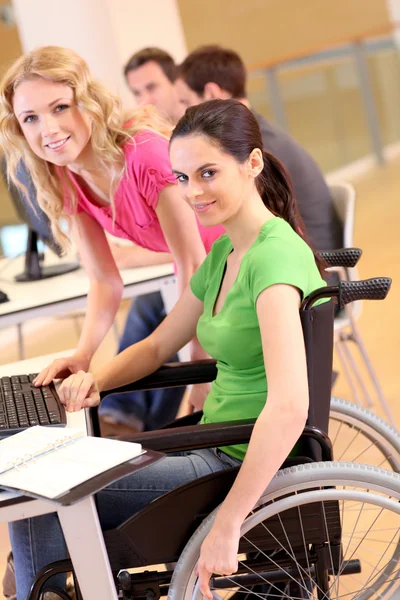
[{"x1": 247, "y1": 23, "x2": 400, "y2": 173}]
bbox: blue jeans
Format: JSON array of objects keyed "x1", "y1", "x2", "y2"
[
  {"x1": 9, "y1": 448, "x2": 241, "y2": 599},
  {"x1": 99, "y1": 292, "x2": 185, "y2": 430}
]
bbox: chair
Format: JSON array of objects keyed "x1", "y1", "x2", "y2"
[
  {"x1": 26, "y1": 260, "x2": 398, "y2": 600},
  {"x1": 329, "y1": 183, "x2": 395, "y2": 425}
]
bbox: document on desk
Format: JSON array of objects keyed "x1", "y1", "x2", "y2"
[{"x1": 0, "y1": 426, "x2": 143, "y2": 501}]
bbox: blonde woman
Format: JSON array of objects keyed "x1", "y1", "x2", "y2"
[{"x1": 0, "y1": 46, "x2": 223, "y2": 415}]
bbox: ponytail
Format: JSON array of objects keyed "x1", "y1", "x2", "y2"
[{"x1": 258, "y1": 150, "x2": 325, "y2": 274}]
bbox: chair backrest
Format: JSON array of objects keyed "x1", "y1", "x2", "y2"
[
  {"x1": 329, "y1": 183, "x2": 355, "y2": 247},
  {"x1": 329, "y1": 182, "x2": 362, "y2": 319}
]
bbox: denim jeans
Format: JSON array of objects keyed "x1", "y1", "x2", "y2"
[
  {"x1": 9, "y1": 447, "x2": 241, "y2": 599},
  {"x1": 99, "y1": 292, "x2": 185, "y2": 430}
]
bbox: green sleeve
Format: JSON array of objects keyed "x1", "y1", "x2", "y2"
[{"x1": 248, "y1": 240, "x2": 311, "y2": 305}]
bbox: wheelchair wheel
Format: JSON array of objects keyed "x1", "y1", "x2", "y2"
[
  {"x1": 330, "y1": 397, "x2": 400, "y2": 471},
  {"x1": 169, "y1": 462, "x2": 400, "y2": 599}
]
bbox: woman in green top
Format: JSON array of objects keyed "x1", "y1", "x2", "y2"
[{"x1": 11, "y1": 99, "x2": 326, "y2": 599}]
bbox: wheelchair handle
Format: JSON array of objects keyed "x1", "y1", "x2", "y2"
[
  {"x1": 302, "y1": 277, "x2": 392, "y2": 310},
  {"x1": 317, "y1": 247, "x2": 362, "y2": 268},
  {"x1": 338, "y1": 277, "x2": 392, "y2": 308}
]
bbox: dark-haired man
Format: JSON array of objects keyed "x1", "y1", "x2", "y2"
[
  {"x1": 176, "y1": 45, "x2": 342, "y2": 252},
  {"x1": 124, "y1": 47, "x2": 183, "y2": 124}
]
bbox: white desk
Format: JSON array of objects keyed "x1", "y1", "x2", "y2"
[
  {"x1": 0, "y1": 254, "x2": 176, "y2": 358},
  {"x1": 0, "y1": 352, "x2": 122, "y2": 600},
  {"x1": 0, "y1": 254, "x2": 176, "y2": 327}
]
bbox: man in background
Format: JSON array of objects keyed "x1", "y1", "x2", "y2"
[
  {"x1": 124, "y1": 47, "x2": 183, "y2": 124},
  {"x1": 175, "y1": 45, "x2": 342, "y2": 253}
]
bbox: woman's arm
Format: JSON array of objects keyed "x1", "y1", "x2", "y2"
[
  {"x1": 34, "y1": 212, "x2": 124, "y2": 386},
  {"x1": 197, "y1": 284, "x2": 310, "y2": 598},
  {"x1": 109, "y1": 241, "x2": 172, "y2": 270},
  {"x1": 58, "y1": 286, "x2": 204, "y2": 411}
]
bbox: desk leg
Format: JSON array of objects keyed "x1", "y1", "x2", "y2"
[
  {"x1": 17, "y1": 323, "x2": 25, "y2": 361},
  {"x1": 58, "y1": 496, "x2": 117, "y2": 600}
]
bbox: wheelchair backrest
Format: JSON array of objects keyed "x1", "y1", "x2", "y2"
[{"x1": 300, "y1": 299, "x2": 335, "y2": 435}]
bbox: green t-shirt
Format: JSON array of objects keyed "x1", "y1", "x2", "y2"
[{"x1": 190, "y1": 217, "x2": 327, "y2": 461}]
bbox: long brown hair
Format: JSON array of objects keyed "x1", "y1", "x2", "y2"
[{"x1": 171, "y1": 99, "x2": 324, "y2": 272}]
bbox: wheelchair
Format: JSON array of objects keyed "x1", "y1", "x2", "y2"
[{"x1": 27, "y1": 248, "x2": 399, "y2": 600}]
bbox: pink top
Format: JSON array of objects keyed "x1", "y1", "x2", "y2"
[{"x1": 63, "y1": 130, "x2": 224, "y2": 254}]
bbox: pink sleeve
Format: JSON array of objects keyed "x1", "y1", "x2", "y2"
[{"x1": 127, "y1": 131, "x2": 177, "y2": 210}]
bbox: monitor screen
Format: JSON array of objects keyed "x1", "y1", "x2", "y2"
[
  {"x1": 0, "y1": 223, "x2": 46, "y2": 258},
  {"x1": 0, "y1": 157, "x2": 61, "y2": 256},
  {"x1": 0, "y1": 158, "x2": 79, "y2": 281}
]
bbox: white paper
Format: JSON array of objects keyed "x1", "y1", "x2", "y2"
[{"x1": 0, "y1": 426, "x2": 142, "y2": 498}]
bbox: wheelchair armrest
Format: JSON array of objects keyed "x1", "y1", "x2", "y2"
[
  {"x1": 91, "y1": 360, "x2": 216, "y2": 437},
  {"x1": 118, "y1": 418, "x2": 256, "y2": 452},
  {"x1": 99, "y1": 359, "x2": 217, "y2": 400},
  {"x1": 116, "y1": 420, "x2": 333, "y2": 460}
]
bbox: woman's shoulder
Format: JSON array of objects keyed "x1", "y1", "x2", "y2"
[
  {"x1": 122, "y1": 128, "x2": 173, "y2": 178},
  {"x1": 260, "y1": 218, "x2": 313, "y2": 254},
  {"x1": 123, "y1": 128, "x2": 169, "y2": 157},
  {"x1": 246, "y1": 218, "x2": 325, "y2": 300},
  {"x1": 249, "y1": 218, "x2": 316, "y2": 272}
]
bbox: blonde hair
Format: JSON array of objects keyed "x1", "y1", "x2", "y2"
[{"x1": 0, "y1": 46, "x2": 172, "y2": 249}]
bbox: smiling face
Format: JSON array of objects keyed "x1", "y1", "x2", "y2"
[
  {"x1": 13, "y1": 78, "x2": 92, "y2": 167},
  {"x1": 170, "y1": 133, "x2": 260, "y2": 228}
]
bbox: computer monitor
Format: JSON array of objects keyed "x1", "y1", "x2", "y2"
[{"x1": 0, "y1": 158, "x2": 79, "y2": 281}]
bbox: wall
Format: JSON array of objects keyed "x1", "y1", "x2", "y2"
[
  {"x1": 108, "y1": 0, "x2": 187, "y2": 67},
  {"x1": 0, "y1": 1, "x2": 22, "y2": 225},
  {"x1": 177, "y1": 0, "x2": 392, "y2": 66},
  {"x1": 12, "y1": 0, "x2": 187, "y2": 106}
]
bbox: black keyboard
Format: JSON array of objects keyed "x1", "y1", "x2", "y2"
[{"x1": 0, "y1": 374, "x2": 67, "y2": 436}]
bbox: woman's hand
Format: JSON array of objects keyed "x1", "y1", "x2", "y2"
[
  {"x1": 196, "y1": 519, "x2": 241, "y2": 599},
  {"x1": 33, "y1": 352, "x2": 91, "y2": 387},
  {"x1": 58, "y1": 371, "x2": 100, "y2": 412}
]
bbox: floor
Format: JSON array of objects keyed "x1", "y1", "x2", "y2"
[{"x1": 0, "y1": 156, "x2": 399, "y2": 598}]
